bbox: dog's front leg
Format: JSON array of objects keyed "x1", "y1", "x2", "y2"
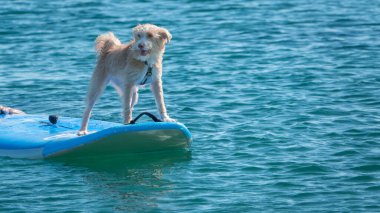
[
  {"x1": 151, "y1": 80, "x2": 175, "y2": 122},
  {"x1": 123, "y1": 83, "x2": 135, "y2": 124}
]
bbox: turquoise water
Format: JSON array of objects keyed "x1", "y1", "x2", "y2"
[{"x1": 1, "y1": 0, "x2": 380, "y2": 212}]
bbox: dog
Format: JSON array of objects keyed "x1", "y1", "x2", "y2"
[
  {"x1": 0, "y1": 105, "x2": 25, "y2": 115},
  {"x1": 78, "y1": 24, "x2": 176, "y2": 135}
]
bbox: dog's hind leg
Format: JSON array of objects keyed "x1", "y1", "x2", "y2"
[{"x1": 78, "y1": 67, "x2": 109, "y2": 135}]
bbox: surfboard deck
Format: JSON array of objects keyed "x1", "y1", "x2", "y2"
[{"x1": 0, "y1": 114, "x2": 192, "y2": 159}]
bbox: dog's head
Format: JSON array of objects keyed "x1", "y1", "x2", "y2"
[{"x1": 132, "y1": 24, "x2": 172, "y2": 61}]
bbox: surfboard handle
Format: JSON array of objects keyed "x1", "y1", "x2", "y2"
[{"x1": 129, "y1": 112, "x2": 162, "y2": 124}]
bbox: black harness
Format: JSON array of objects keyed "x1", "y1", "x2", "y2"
[{"x1": 140, "y1": 61, "x2": 153, "y2": 85}]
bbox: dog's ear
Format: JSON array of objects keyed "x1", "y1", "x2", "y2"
[
  {"x1": 158, "y1": 28, "x2": 172, "y2": 44},
  {"x1": 132, "y1": 24, "x2": 142, "y2": 36}
]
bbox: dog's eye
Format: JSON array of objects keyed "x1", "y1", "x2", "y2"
[
  {"x1": 147, "y1": 33, "x2": 153, "y2": 38},
  {"x1": 137, "y1": 34, "x2": 141, "y2": 38}
]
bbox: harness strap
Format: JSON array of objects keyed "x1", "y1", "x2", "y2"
[{"x1": 140, "y1": 61, "x2": 153, "y2": 85}]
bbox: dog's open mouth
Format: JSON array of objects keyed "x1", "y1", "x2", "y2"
[{"x1": 140, "y1": 49, "x2": 150, "y2": 56}]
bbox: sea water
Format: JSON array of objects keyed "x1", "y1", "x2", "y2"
[{"x1": 0, "y1": 0, "x2": 379, "y2": 212}]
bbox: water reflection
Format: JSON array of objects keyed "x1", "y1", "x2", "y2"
[
  {"x1": 50, "y1": 150, "x2": 192, "y2": 172},
  {"x1": 48, "y1": 151, "x2": 192, "y2": 212}
]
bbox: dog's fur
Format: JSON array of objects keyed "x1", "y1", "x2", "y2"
[
  {"x1": 78, "y1": 24, "x2": 175, "y2": 135},
  {"x1": 0, "y1": 105, "x2": 25, "y2": 115}
]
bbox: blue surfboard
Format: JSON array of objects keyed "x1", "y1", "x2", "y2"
[{"x1": 0, "y1": 113, "x2": 192, "y2": 159}]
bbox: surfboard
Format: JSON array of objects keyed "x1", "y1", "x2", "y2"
[{"x1": 0, "y1": 113, "x2": 192, "y2": 159}]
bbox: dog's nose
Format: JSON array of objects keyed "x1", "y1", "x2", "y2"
[{"x1": 138, "y1": 43, "x2": 144, "y2": 49}]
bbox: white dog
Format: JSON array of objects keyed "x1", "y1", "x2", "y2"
[{"x1": 78, "y1": 24, "x2": 175, "y2": 135}]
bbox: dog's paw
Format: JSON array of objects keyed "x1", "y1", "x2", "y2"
[
  {"x1": 162, "y1": 117, "x2": 176, "y2": 122},
  {"x1": 77, "y1": 130, "x2": 88, "y2": 136}
]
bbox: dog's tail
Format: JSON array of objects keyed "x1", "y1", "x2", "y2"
[{"x1": 95, "y1": 32, "x2": 121, "y2": 55}]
